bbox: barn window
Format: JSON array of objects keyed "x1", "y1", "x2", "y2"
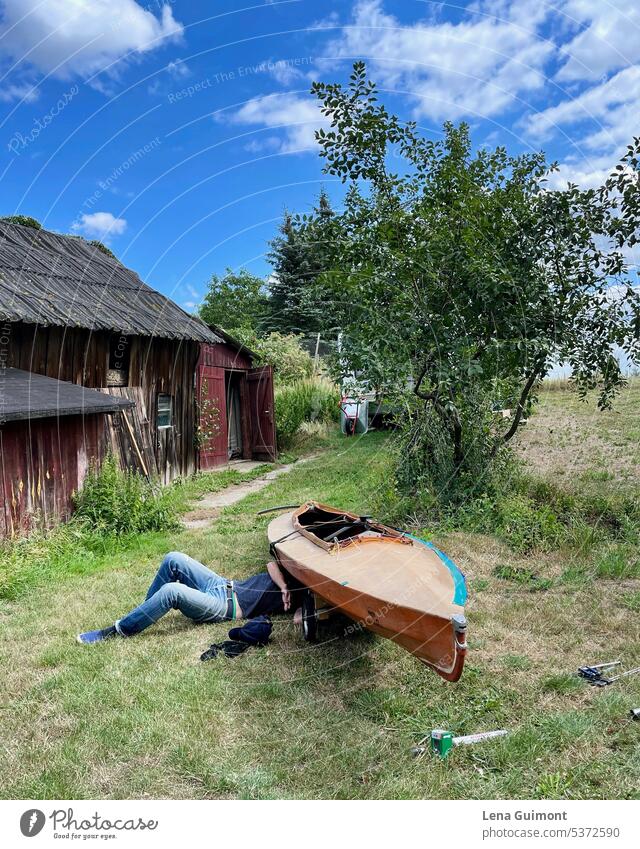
[
  {"x1": 107, "y1": 334, "x2": 130, "y2": 387},
  {"x1": 157, "y1": 394, "x2": 173, "y2": 428}
]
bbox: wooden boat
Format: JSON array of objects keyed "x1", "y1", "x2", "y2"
[{"x1": 267, "y1": 501, "x2": 468, "y2": 682}]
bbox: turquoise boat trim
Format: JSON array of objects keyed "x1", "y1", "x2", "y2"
[{"x1": 406, "y1": 534, "x2": 467, "y2": 606}]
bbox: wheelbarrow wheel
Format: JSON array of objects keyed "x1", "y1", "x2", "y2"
[{"x1": 301, "y1": 590, "x2": 318, "y2": 642}]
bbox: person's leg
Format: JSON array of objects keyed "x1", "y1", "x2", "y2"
[
  {"x1": 145, "y1": 552, "x2": 226, "y2": 600},
  {"x1": 77, "y1": 553, "x2": 229, "y2": 645},
  {"x1": 116, "y1": 582, "x2": 228, "y2": 637}
]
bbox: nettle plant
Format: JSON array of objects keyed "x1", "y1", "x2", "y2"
[{"x1": 308, "y1": 63, "x2": 640, "y2": 506}]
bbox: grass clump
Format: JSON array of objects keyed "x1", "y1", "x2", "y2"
[
  {"x1": 621, "y1": 591, "x2": 640, "y2": 612},
  {"x1": 448, "y1": 469, "x2": 640, "y2": 558},
  {"x1": 73, "y1": 455, "x2": 179, "y2": 535},
  {"x1": 493, "y1": 494, "x2": 565, "y2": 554},
  {"x1": 493, "y1": 562, "x2": 553, "y2": 591},
  {"x1": 541, "y1": 674, "x2": 583, "y2": 695},
  {"x1": 595, "y1": 545, "x2": 640, "y2": 579}
]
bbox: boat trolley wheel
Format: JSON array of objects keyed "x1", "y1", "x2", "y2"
[{"x1": 301, "y1": 590, "x2": 318, "y2": 642}]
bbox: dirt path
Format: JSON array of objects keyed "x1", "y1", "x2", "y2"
[{"x1": 182, "y1": 456, "x2": 318, "y2": 530}]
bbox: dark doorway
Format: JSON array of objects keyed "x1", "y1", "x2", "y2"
[{"x1": 225, "y1": 371, "x2": 243, "y2": 459}]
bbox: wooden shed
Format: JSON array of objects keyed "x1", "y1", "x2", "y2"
[
  {"x1": 0, "y1": 221, "x2": 220, "y2": 492},
  {"x1": 0, "y1": 368, "x2": 133, "y2": 536},
  {"x1": 197, "y1": 327, "x2": 276, "y2": 468}
]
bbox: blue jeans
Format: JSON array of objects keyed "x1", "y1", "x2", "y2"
[{"x1": 116, "y1": 552, "x2": 231, "y2": 637}]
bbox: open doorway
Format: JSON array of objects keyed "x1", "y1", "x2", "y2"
[{"x1": 225, "y1": 371, "x2": 243, "y2": 459}]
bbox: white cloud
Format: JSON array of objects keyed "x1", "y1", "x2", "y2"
[
  {"x1": 323, "y1": 0, "x2": 554, "y2": 121},
  {"x1": 527, "y1": 65, "x2": 640, "y2": 143},
  {"x1": 0, "y1": 0, "x2": 183, "y2": 94},
  {"x1": 222, "y1": 94, "x2": 328, "y2": 154},
  {"x1": 268, "y1": 60, "x2": 304, "y2": 86},
  {"x1": 0, "y1": 81, "x2": 39, "y2": 102},
  {"x1": 526, "y1": 65, "x2": 640, "y2": 187},
  {"x1": 244, "y1": 137, "x2": 284, "y2": 154},
  {"x1": 166, "y1": 58, "x2": 190, "y2": 79},
  {"x1": 72, "y1": 211, "x2": 127, "y2": 240},
  {"x1": 557, "y1": 1, "x2": 640, "y2": 82}
]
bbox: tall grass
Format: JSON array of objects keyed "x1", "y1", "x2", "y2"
[{"x1": 275, "y1": 377, "x2": 340, "y2": 448}]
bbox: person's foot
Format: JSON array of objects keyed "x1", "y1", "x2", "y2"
[{"x1": 76, "y1": 625, "x2": 118, "y2": 645}]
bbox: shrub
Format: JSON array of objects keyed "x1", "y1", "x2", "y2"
[
  {"x1": 88, "y1": 239, "x2": 116, "y2": 258},
  {"x1": 73, "y1": 455, "x2": 179, "y2": 535},
  {"x1": 392, "y1": 389, "x2": 511, "y2": 511},
  {"x1": 275, "y1": 377, "x2": 340, "y2": 447},
  {"x1": 252, "y1": 332, "x2": 314, "y2": 385}
]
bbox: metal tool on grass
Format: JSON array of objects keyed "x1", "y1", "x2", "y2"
[
  {"x1": 578, "y1": 661, "x2": 640, "y2": 687},
  {"x1": 629, "y1": 708, "x2": 640, "y2": 720},
  {"x1": 578, "y1": 661, "x2": 620, "y2": 683},
  {"x1": 411, "y1": 728, "x2": 508, "y2": 759}
]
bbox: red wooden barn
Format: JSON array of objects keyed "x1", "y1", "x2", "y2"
[
  {"x1": 0, "y1": 220, "x2": 219, "y2": 535},
  {"x1": 0, "y1": 368, "x2": 133, "y2": 536},
  {"x1": 197, "y1": 326, "x2": 276, "y2": 469},
  {"x1": 0, "y1": 220, "x2": 278, "y2": 534}
]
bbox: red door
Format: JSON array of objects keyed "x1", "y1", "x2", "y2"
[
  {"x1": 197, "y1": 365, "x2": 228, "y2": 469},
  {"x1": 248, "y1": 366, "x2": 277, "y2": 461}
]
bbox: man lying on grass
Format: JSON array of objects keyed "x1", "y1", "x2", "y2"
[{"x1": 77, "y1": 552, "x2": 304, "y2": 644}]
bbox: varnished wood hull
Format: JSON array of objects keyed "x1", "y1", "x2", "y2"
[{"x1": 268, "y1": 504, "x2": 468, "y2": 682}]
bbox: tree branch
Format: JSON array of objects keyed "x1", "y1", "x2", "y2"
[
  {"x1": 493, "y1": 357, "x2": 546, "y2": 453},
  {"x1": 413, "y1": 361, "x2": 438, "y2": 402}
]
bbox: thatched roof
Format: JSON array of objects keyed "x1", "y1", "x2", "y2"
[
  {"x1": 0, "y1": 367, "x2": 134, "y2": 424},
  {"x1": 0, "y1": 222, "x2": 220, "y2": 343}
]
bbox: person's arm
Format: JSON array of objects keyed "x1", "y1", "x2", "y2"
[{"x1": 266, "y1": 560, "x2": 290, "y2": 611}]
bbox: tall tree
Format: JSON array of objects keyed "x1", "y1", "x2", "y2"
[
  {"x1": 309, "y1": 63, "x2": 640, "y2": 505},
  {"x1": 199, "y1": 268, "x2": 270, "y2": 338},
  {"x1": 268, "y1": 190, "x2": 334, "y2": 335}
]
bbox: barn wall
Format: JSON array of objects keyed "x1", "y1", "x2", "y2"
[
  {"x1": 0, "y1": 414, "x2": 105, "y2": 537},
  {"x1": 5, "y1": 323, "x2": 199, "y2": 483},
  {"x1": 199, "y1": 341, "x2": 252, "y2": 371},
  {"x1": 131, "y1": 335, "x2": 200, "y2": 482}
]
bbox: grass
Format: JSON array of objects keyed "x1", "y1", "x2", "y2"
[
  {"x1": 517, "y1": 378, "x2": 640, "y2": 495},
  {"x1": 1, "y1": 390, "x2": 640, "y2": 800},
  {"x1": 0, "y1": 463, "x2": 273, "y2": 601}
]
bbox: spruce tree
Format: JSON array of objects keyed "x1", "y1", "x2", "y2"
[{"x1": 268, "y1": 191, "x2": 333, "y2": 335}]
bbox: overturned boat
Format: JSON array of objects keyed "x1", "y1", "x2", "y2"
[{"x1": 267, "y1": 501, "x2": 468, "y2": 682}]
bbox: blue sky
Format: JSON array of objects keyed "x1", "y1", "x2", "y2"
[{"x1": 0, "y1": 0, "x2": 638, "y2": 312}]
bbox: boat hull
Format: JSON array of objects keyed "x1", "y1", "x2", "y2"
[{"x1": 268, "y1": 506, "x2": 468, "y2": 682}]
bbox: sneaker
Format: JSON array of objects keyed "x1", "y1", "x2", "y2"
[{"x1": 76, "y1": 625, "x2": 117, "y2": 645}]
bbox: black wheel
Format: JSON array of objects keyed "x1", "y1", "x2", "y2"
[
  {"x1": 345, "y1": 417, "x2": 356, "y2": 436},
  {"x1": 301, "y1": 590, "x2": 318, "y2": 642}
]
